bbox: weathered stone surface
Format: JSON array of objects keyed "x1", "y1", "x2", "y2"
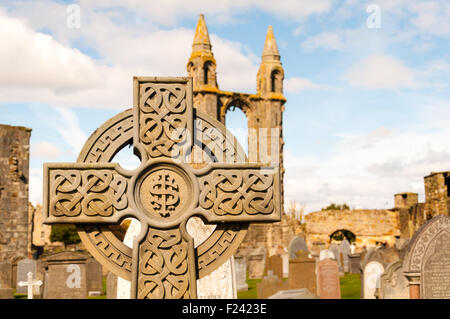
[
  {"x1": 268, "y1": 288, "x2": 318, "y2": 299},
  {"x1": 16, "y1": 258, "x2": 37, "y2": 294},
  {"x1": 288, "y1": 236, "x2": 308, "y2": 259},
  {"x1": 234, "y1": 255, "x2": 248, "y2": 292},
  {"x1": 317, "y1": 258, "x2": 341, "y2": 299},
  {"x1": 0, "y1": 288, "x2": 13, "y2": 299},
  {"x1": 319, "y1": 249, "x2": 335, "y2": 261},
  {"x1": 266, "y1": 255, "x2": 283, "y2": 279},
  {"x1": 86, "y1": 258, "x2": 103, "y2": 295},
  {"x1": 340, "y1": 239, "x2": 350, "y2": 272},
  {"x1": 248, "y1": 248, "x2": 266, "y2": 279},
  {"x1": 0, "y1": 124, "x2": 31, "y2": 263},
  {"x1": 106, "y1": 272, "x2": 117, "y2": 299},
  {"x1": 43, "y1": 76, "x2": 281, "y2": 300},
  {"x1": 379, "y1": 261, "x2": 409, "y2": 299},
  {"x1": 403, "y1": 215, "x2": 450, "y2": 299},
  {"x1": 0, "y1": 261, "x2": 12, "y2": 288},
  {"x1": 424, "y1": 172, "x2": 450, "y2": 218},
  {"x1": 43, "y1": 251, "x2": 89, "y2": 299},
  {"x1": 363, "y1": 261, "x2": 384, "y2": 299},
  {"x1": 348, "y1": 254, "x2": 361, "y2": 274},
  {"x1": 288, "y1": 251, "x2": 316, "y2": 294},
  {"x1": 305, "y1": 209, "x2": 401, "y2": 253},
  {"x1": 256, "y1": 271, "x2": 288, "y2": 299}
]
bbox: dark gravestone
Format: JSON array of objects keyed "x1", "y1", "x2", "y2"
[
  {"x1": 348, "y1": 253, "x2": 361, "y2": 274},
  {"x1": 328, "y1": 243, "x2": 341, "y2": 272},
  {"x1": 0, "y1": 261, "x2": 12, "y2": 288},
  {"x1": 86, "y1": 258, "x2": 103, "y2": 296},
  {"x1": 16, "y1": 258, "x2": 37, "y2": 294},
  {"x1": 288, "y1": 236, "x2": 308, "y2": 259},
  {"x1": 44, "y1": 251, "x2": 89, "y2": 299},
  {"x1": 403, "y1": 215, "x2": 450, "y2": 299},
  {"x1": 317, "y1": 258, "x2": 341, "y2": 299},
  {"x1": 340, "y1": 239, "x2": 350, "y2": 273}
]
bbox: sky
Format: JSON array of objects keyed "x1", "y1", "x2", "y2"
[{"x1": 0, "y1": 0, "x2": 449, "y2": 214}]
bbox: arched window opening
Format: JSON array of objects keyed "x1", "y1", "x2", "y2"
[
  {"x1": 271, "y1": 70, "x2": 280, "y2": 93},
  {"x1": 225, "y1": 105, "x2": 248, "y2": 156},
  {"x1": 329, "y1": 229, "x2": 356, "y2": 243},
  {"x1": 203, "y1": 62, "x2": 211, "y2": 85}
]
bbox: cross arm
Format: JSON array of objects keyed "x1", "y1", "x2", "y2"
[
  {"x1": 194, "y1": 163, "x2": 281, "y2": 223},
  {"x1": 43, "y1": 163, "x2": 133, "y2": 225}
]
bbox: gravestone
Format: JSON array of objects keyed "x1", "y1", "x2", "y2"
[
  {"x1": 268, "y1": 288, "x2": 318, "y2": 299},
  {"x1": 44, "y1": 251, "x2": 89, "y2": 299},
  {"x1": 86, "y1": 258, "x2": 103, "y2": 296},
  {"x1": 256, "y1": 271, "x2": 288, "y2": 299},
  {"x1": 348, "y1": 253, "x2": 361, "y2": 274},
  {"x1": 288, "y1": 251, "x2": 316, "y2": 294},
  {"x1": 281, "y1": 253, "x2": 289, "y2": 278},
  {"x1": 403, "y1": 215, "x2": 450, "y2": 299},
  {"x1": 317, "y1": 258, "x2": 340, "y2": 299},
  {"x1": 234, "y1": 255, "x2": 248, "y2": 292},
  {"x1": 363, "y1": 261, "x2": 384, "y2": 299},
  {"x1": 106, "y1": 272, "x2": 117, "y2": 299},
  {"x1": 16, "y1": 258, "x2": 37, "y2": 294},
  {"x1": 328, "y1": 243, "x2": 341, "y2": 272},
  {"x1": 42, "y1": 77, "x2": 281, "y2": 299},
  {"x1": 319, "y1": 249, "x2": 335, "y2": 261},
  {"x1": 288, "y1": 236, "x2": 308, "y2": 259},
  {"x1": 0, "y1": 261, "x2": 12, "y2": 288},
  {"x1": 0, "y1": 288, "x2": 13, "y2": 299},
  {"x1": 266, "y1": 255, "x2": 283, "y2": 279},
  {"x1": 378, "y1": 261, "x2": 408, "y2": 299},
  {"x1": 340, "y1": 239, "x2": 350, "y2": 272},
  {"x1": 248, "y1": 248, "x2": 267, "y2": 279},
  {"x1": 18, "y1": 271, "x2": 42, "y2": 299}
]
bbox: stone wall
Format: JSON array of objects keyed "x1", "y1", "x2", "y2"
[
  {"x1": 0, "y1": 124, "x2": 31, "y2": 263},
  {"x1": 304, "y1": 209, "x2": 401, "y2": 253},
  {"x1": 237, "y1": 214, "x2": 300, "y2": 257}
]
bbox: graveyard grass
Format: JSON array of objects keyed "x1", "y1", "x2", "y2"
[
  {"x1": 237, "y1": 274, "x2": 361, "y2": 299},
  {"x1": 340, "y1": 274, "x2": 361, "y2": 299}
]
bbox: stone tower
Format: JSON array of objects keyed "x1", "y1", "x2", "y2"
[
  {"x1": 0, "y1": 124, "x2": 31, "y2": 263},
  {"x1": 424, "y1": 171, "x2": 450, "y2": 218},
  {"x1": 187, "y1": 15, "x2": 286, "y2": 212}
]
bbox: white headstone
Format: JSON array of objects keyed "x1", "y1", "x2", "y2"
[
  {"x1": 364, "y1": 261, "x2": 384, "y2": 299},
  {"x1": 18, "y1": 271, "x2": 42, "y2": 299},
  {"x1": 319, "y1": 249, "x2": 336, "y2": 261}
]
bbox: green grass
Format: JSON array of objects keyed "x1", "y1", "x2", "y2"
[
  {"x1": 340, "y1": 274, "x2": 361, "y2": 299},
  {"x1": 237, "y1": 278, "x2": 262, "y2": 299}
]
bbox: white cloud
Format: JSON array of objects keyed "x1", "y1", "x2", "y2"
[
  {"x1": 284, "y1": 77, "x2": 331, "y2": 93},
  {"x1": 342, "y1": 55, "x2": 417, "y2": 89},
  {"x1": 301, "y1": 32, "x2": 345, "y2": 51},
  {"x1": 31, "y1": 141, "x2": 63, "y2": 158},
  {"x1": 0, "y1": 10, "x2": 99, "y2": 91},
  {"x1": 284, "y1": 100, "x2": 450, "y2": 213}
]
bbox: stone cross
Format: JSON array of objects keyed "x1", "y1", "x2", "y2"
[
  {"x1": 18, "y1": 271, "x2": 42, "y2": 299},
  {"x1": 43, "y1": 77, "x2": 280, "y2": 299}
]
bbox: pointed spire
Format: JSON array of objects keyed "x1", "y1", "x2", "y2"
[
  {"x1": 192, "y1": 14, "x2": 212, "y2": 53},
  {"x1": 262, "y1": 25, "x2": 280, "y2": 62}
]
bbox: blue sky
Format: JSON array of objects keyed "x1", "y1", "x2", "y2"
[{"x1": 0, "y1": 0, "x2": 449, "y2": 213}]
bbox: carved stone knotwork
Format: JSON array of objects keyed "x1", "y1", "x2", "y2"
[{"x1": 44, "y1": 77, "x2": 281, "y2": 299}]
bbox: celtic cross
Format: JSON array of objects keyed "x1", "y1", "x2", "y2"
[{"x1": 43, "y1": 77, "x2": 280, "y2": 299}]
